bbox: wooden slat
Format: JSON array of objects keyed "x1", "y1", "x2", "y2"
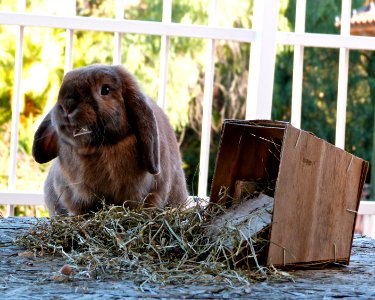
[
  {"x1": 210, "y1": 121, "x2": 285, "y2": 204},
  {"x1": 268, "y1": 124, "x2": 368, "y2": 266}
]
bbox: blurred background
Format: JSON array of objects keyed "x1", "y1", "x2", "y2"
[{"x1": 0, "y1": 0, "x2": 374, "y2": 218}]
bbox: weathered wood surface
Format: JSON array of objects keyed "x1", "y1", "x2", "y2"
[
  {"x1": 269, "y1": 124, "x2": 367, "y2": 266},
  {"x1": 208, "y1": 193, "x2": 274, "y2": 248},
  {"x1": 1, "y1": 217, "x2": 375, "y2": 299}
]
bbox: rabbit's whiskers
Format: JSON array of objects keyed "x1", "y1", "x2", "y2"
[{"x1": 73, "y1": 126, "x2": 92, "y2": 137}]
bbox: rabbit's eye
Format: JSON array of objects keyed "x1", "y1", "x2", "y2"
[{"x1": 100, "y1": 85, "x2": 110, "y2": 96}]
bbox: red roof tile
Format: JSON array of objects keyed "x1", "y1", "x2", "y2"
[
  {"x1": 351, "y1": 7, "x2": 375, "y2": 25},
  {"x1": 335, "y1": 2, "x2": 375, "y2": 36}
]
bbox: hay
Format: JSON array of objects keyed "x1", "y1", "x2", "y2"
[{"x1": 15, "y1": 199, "x2": 288, "y2": 286}]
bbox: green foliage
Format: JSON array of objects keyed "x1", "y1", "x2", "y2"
[
  {"x1": 274, "y1": 0, "x2": 374, "y2": 164},
  {"x1": 0, "y1": 25, "x2": 15, "y2": 125},
  {"x1": 1, "y1": 0, "x2": 374, "y2": 213}
]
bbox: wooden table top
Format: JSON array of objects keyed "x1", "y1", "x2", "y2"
[{"x1": 1, "y1": 217, "x2": 375, "y2": 299}]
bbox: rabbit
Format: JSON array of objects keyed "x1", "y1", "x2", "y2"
[{"x1": 32, "y1": 64, "x2": 188, "y2": 216}]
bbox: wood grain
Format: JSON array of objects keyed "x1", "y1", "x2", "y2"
[
  {"x1": 268, "y1": 124, "x2": 368, "y2": 266},
  {"x1": 1, "y1": 218, "x2": 375, "y2": 298},
  {"x1": 210, "y1": 120, "x2": 368, "y2": 267},
  {"x1": 210, "y1": 121, "x2": 285, "y2": 205}
]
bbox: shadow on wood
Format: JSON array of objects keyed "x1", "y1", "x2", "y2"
[{"x1": 210, "y1": 120, "x2": 369, "y2": 267}]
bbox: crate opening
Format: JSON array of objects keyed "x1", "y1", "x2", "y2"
[{"x1": 210, "y1": 120, "x2": 368, "y2": 268}]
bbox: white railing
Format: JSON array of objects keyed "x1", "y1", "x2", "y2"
[{"x1": 0, "y1": 0, "x2": 375, "y2": 222}]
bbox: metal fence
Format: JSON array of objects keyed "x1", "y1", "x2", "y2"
[{"x1": 0, "y1": 0, "x2": 374, "y2": 226}]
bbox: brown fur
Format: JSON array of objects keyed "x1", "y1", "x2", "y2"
[{"x1": 32, "y1": 65, "x2": 188, "y2": 216}]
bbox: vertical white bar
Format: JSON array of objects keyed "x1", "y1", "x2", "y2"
[
  {"x1": 64, "y1": 29, "x2": 74, "y2": 73},
  {"x1": 157, "y1": 0, "x2": 172, "y2": 109},
  {"x1": 246, "y1": 0, "x2": 280, "y2": 120},
  {"x1": 7, "y1": 0, "x2": 26, "y2": 216},
  {"x1": 335, "y1": 0, "x2": 351, "y2": 149},
  {"x1": 64, "y1": 0, "x2": 76, "y2": 73},
  {"x1": 291, "y1": 0, "x2": 306, "y2": 128},
  {"x1": 197, "y1": 0, "x2": 217, "y2": 198},
  {"x1": 8, "y1": 30, "x2": 23, "y2": 191},
  {"x1": 113, "y1": 0, "x2": 126, "y2": 65}
]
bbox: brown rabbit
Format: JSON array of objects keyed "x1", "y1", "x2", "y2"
[{"x1": 32, "y1": 64, "x2": 188, "y2": 216}]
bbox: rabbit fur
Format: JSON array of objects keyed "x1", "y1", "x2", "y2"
[{"x1": 32, "y1": 65, "x2": 188, "y2": 216}]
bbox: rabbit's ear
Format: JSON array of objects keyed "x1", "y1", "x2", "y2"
[
  {"x1": 32, "y1": 111, "x2": 59, "y2": 164},
  {"x1": 114, "y1": 66, "x2": 160, "y2": 175},
  {"x1": 127, "y1": 93, "x2": 160, "y2": 175}
]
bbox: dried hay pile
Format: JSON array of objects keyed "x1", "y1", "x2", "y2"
[{"x1": 15, "y1": 199, "x2": 287, "y2": 286}]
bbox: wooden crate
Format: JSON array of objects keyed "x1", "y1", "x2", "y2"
[{"x1": 210, "y1": 120, "x2": 368, "y2": 267}]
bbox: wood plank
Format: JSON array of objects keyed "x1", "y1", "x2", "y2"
[
  {"x1": 210, "y1": 121, "x2": 284, "y2": 204},
  {"x1": 268, "y1": 124, "x2": 367, "y2": 266},
  {"x1": 208, "y1": 193, "x2": 274, "y2": 249}
]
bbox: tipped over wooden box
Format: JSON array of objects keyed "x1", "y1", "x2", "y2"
[{"x1": 210, "y1": 120, "x2": 368, "y2": 267}]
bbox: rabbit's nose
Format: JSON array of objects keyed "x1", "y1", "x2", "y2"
[{"x1": 61, "y1": 99, "x2": 78, "y2": 122}]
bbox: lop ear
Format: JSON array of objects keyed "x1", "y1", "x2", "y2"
[
  {"x1": 32, "y1": 110, "x2": 59, "y2": 164},
  {"x1": 114, "y1": 66, "x2": 160, "y2": 175}
]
